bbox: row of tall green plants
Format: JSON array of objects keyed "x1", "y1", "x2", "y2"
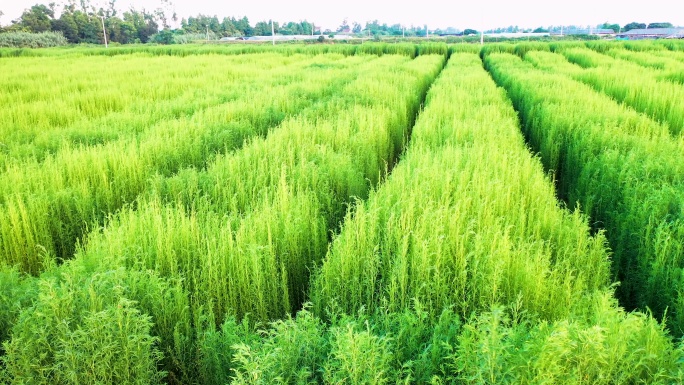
[
  {"x1": 0, "y1": 31, "x2": 67, "y2": 48},
  {"x1": 549, "y1": 46, "x2": 684, "y2": 136},
  {"x1": 0, "y1": 41, "x2": 451, "y2": 59},
  {"x1": 0, "y1": 52, "x2": 368, "y2": 274},
  {"x1": 0, "y1": 53, "x2": 445, "y2": 384},
  {"x1": 310, "y1": 51, "x2": 683, "y2": 383},
  {"x1": 485, "y1": 51, "x2": 684, "y2": 336}
]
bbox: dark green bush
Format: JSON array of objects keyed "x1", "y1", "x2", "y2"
[{"x1": 0, "y1": 31, "x2": 68, "y2": 48}]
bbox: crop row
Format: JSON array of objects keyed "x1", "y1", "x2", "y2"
[
  {"x1": 0, "y1": 42, "x2": 452, "y2": 59},
  {"x1": 0, "y1": 53, "x2": 444, "y2": 383},
  {"x1": 551, "y1": 47, "x2": 684, "y2": 136},
  {"x1": 485, "y1": 52, "x2": 684, "y2": 334},
  {"x1": 2, "y1": 44, "x2": 683, "y2": 384},
  {"x1": 0, "y1": 53, "x2": 370, "y2": 273},
  {"x1": 309, "y1": 51, "x2": 683, "y2": 383},
  {"x1": 0, "y1": 53, "x2": 317, "y2": 166}
]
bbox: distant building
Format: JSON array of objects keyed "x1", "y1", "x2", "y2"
[
  {"x1": 239, "y1": 34, "x2": 356, "y2": 42},
  {"x1": 485, "y1": 32, "x2": 549, "y2": 39},
  {"x1": 550, "y1": 28, "x2": 615, "y2": 36},
  {"x1": 617, "y1": 28, "x2": 684, "y2": 40}
]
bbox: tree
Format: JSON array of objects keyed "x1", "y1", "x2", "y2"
[
  {"x1": 234, "y1": 16, "x2": 252, "y2": 36},
  {"x1": 217, "y1": 17, "x2": 239, "y2": 36},
  {"x1": 105, "y1": 16, "x2": 137, "y2": 44},
  {"x1": 18, "y1": 4, "x2": 54, "y2": 32},
  {"x1": 300, "y1": 20, "x2": 313, "y2": 35},
  {"x1": 647, "y1": 22, "x2": 673, "y2": 29},
  {"x1": 253, "y1": 20, "x2": 275, "y2": 36},
  {"x1": 623, "y1": 22, "x2": 646, "y2": 32},
  {"x1": 153, "y1": 0, "x2": 175, "y2": 29},
  {"x1": 365, "y1": 20, "x2": 380, "y2": 35},
  {"x1": 123, "y1": 9, "x2": 157, "y2": 43},
  {"x1": 389, "y1": 24, "x2": 403, "y2": 36},
  {"x1": 337, "y1": 18, "x2": 349, "y2": 33},
  {"x1": 71, "y1": 9, "x2": 101, "y2": 43},
  {"x1": 533, "y1": 27, "x2": 548, "y2": 33},
  {"x1": 279, "y1": 21, "x2": 304, "y2": 36},
  {"x1": 152, "y1": 28, "x2": 174, "y2": 44},
  {"x1": 601, "y1": 22, "x2": 620, "y2": 33},
  {"x1": 352, "y1": 22, "x2": 361, "y2": 34},
  {"x1": 52, "y1": 9, "x2": 80, "y2": 42},
  {"x1": 463, "y1": 28, "x2": 478, "y2": 36},
  {"x1": 105, "y1": 0, "x2": 117, "y2": 17}
]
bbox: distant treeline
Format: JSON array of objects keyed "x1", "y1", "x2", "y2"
[
  {"x1": 0, "y1": 3, "x2": 440, "y2": 46},
  {"x1": 0, "y1": 2, "x2": 676, "y2": 46}
]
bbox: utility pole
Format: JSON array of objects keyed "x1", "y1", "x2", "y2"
[
  {"x1": 480, "y1": 30, "x2": 484, "y2": 45},
  {"x1": 206, "y1": 26, "x2": 209, "y2": 41},
  {"x1": 271, "y1": 20, "x2": 275, "y2": 45},
  {"x1": 100, "y1": 16, "x2": 108, "y2": 48}
]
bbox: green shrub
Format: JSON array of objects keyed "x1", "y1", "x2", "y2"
[
  {"x1": 0, "y1": 31, "x2": 67, "y2": 48},
  {"x1": 1, "y1": 269, "x2": 167, "y2": 384},
  {"x1": 451, "y1": 295, "x2": 684, "y2": 384},
  {"x1": 0, "y1": 265, "x2": 38, "y2": 356},
  {"x1": 323, "y1": 321, "x2": 393, "y2": 384},
  {"x1": 229, "y1": 308, "x2": 327, "y2": 384}
]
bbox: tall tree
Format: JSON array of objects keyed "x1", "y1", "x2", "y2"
[
  {"x1": 623, "y1": 22, "x2": 646, "y2": 32},
  {"x1": 253, "y1": 20, "x2": 277, "y2": 36},
  {"x1": 234, "y1": 16, "x2": 252, "y2": 36},
  {"x1": 123, "y1": 9, "x2": 157, "y2": 43},
  {"x1": 647, "y1": 22, "x2": 673, "y2": 29},
  {"x1": 352, "y1": 22, "x2": 361, "y2": 34},
  {"x1": 337, "y1": 18, "x2": 349, "y2": 33},
  {"x1": 220, "y1": 17, "x2": 239, "y2": 36},
  {"x1": 18, "y1": 4, "x2": 55, "y2": 32},
  {"x1": 154, "y1": 0, "x2": 175, "y2": 29},
  {"x1": 73, "y1": 9, "x2": 101, "y2": 43},
  {"x1": 52, "y1": 7, "x2": 79, "y2": 42},
  {"x1": 601, "y1": 22, "x2": 620, "y2": 33}
]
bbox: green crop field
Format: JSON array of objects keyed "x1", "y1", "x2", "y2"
[{"x1": 1, "y1": 41, "x2": 684, "y2": 384}]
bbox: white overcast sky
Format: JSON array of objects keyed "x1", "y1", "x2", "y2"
[{"x1": 1, "y1": 0, "x2": 683, "y2": 30}]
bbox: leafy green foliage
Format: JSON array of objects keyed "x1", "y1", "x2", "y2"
[
  {"x1": 0, "y1": 52, "x2": 364, "y2": 274},
  {"x1": 2, "y1": 44, "x2": 684, "y2": 384},
  {"x1": 1, "y1": 268, "x2": 168, "y2": 384},
  {"x1": 0, "y1": 31, "x2": 67, "y2": 47},
  {"x1": 486, "y1": 51, "x2": 684, "y2": 335},
  {"x1": 313, "y1": 53, "x2": 611, "y2": 323},
  {"x1": 453, "y1": 295, "x2": 683, "y2": 384}
]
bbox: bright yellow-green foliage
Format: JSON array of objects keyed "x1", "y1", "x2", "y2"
[
  {"x1": 312, "y1": 53, "x2": 610, "y2": 320},
  {"x1": 548, "y1": 47, "x2": 684, "y2": 136},
  {"x1": 77, "y1": 54, "x2": 444, "y2": 324},
  {"x1": 312, "y1": 52, "x2": 682, "y2": 383},
  {"x1": 486, "y1": 52, "x2": 684, "y2": 334},
  {"x1": 0, "y1": 52, "x2": 367, "y2": 273},
  {"x1": 2, "y1": 44, "x2": 684, "y2": 384}
]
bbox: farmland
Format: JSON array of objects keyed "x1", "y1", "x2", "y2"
[{"x1": 1, "y1": 40, "x2": 684, "y2": 383}]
